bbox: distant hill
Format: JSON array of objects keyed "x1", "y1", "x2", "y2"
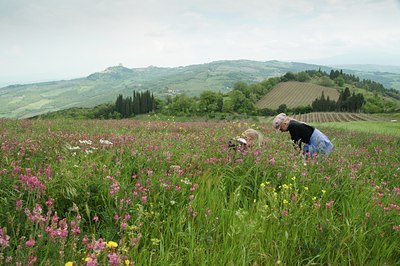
[
  {"x1": 256, "y1": 81, "x2": 340, "y2": 109},
  {"x1": 1, "y1": 60, "x2": 400, "y2": 119},
  {"x1": 332, "y1": 64, "x2": 400, "y2": 91},
  {"x1": 332, "y1": 64, "x2": 400, "y2": 74}
]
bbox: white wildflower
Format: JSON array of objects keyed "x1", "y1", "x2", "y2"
[
  {"x1": 79, "y1": 140, "x2": 92, "y2": 145},
  {"x1": 181, "y1": 178, "x2": 191, "y2": 185},
  {"x1": 66, "y1": 144, "x2": 80, "y2": 151},
  {"x1": 100, "y1": 139, "x2": 113, "y2": 145}
]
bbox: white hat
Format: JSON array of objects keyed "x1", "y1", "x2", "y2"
[{"x1": 237, "y1": 138, "x2": 247, "y2": 145}]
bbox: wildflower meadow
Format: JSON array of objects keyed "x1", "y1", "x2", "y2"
[{"x1": 0, "y1": 118, "x2": 399, "y2": 265}]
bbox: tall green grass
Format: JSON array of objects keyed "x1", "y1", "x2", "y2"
[{"x1": 0, "y1": 118, "x2": 399, "y2": 265}]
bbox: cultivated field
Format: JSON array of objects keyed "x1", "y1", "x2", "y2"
[
  {"x1": 0, "y1": 118, "x2": 399, "y2": 265},
  {"x1": 291, "y1": 112, "x2": 380, "y2": 123},
  {"x1": 256, "y1": 81, "x2": 340, "y2": 109},
  {"x1": 259, "y1": 111, "x2": 398, "y2": 123}
]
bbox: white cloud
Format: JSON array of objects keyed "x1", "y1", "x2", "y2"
[{"x1": 0, "y1": 0, "x2": 400, "y2": 86}]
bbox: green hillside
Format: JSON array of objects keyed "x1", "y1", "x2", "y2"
[
  {"x1": 255, "y1": 73, "x2": 400, "y2": 113},
  {"x1": 1, "y1": 60, "x2": 400, "y2": 118}
]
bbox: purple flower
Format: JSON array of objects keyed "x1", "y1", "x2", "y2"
[{"x1": 0, "y1": 228, "x2": 10, "y2": 247}]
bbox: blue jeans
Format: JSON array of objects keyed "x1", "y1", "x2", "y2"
[{"x1": 303, "y1": 129, "x2": 333, "y2": 157}]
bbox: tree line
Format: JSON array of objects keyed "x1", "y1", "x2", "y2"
[{"x1": 312, "y1": 87, "x2": 365, "y2": 112}]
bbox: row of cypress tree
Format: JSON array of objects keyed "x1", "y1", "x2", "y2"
[
  {"x1": 114, "y1": 90, "x2": 155, "y2": 118},
  {"x1": 312, "y1": 87, "x2": 365, "y2": 112}
]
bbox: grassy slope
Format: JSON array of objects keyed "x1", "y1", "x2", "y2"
[
  {"x1": 319, "y1": 121, "x2": 400, "y2": 137},
  {"x1": 260, "y1": 112, "x2": 400, "y2": 137}
]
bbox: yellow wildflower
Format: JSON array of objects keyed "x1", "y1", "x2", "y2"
[
  {"x1": 125, "y1": 260, "x2": 131, "y2": 265},
  {"x1": 106, "y1": 241, "x2": 118, "y2": 249},
  {"x1": 65, "y1": 262, "x2": 74, "y2": 266}
]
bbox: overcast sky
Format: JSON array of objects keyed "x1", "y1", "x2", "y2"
[{"x1": 1, "y1": 0, "x2": 400, "y2": 87}]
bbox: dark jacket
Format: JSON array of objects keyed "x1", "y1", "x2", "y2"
[{"x1": 287, "y1": 120, "x2": 315, "y2": 149}]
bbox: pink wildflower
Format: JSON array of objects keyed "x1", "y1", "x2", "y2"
[
  {"x1": 205, "y1": 208, "x2": 211, "y2": 218},
  {"x1": 46, "y1": 198, "x2": 54, "y2": 208},
  {"x1": 146, "y1": 168, "x2": 153, "y2": 177},
  {"x1": 121, "y1": 222, "x2": 127, "y2": 230},
  {"x1": 16, "y1": 199, "x2": 23, "y2": 210},
  {"x1": 325, "y1": 200, "x2": 335, "y2": 209},
  {"x1": 190, "y1": 183, "x2": 199, "y2": 192},
  {"x1": 110, "y1": 180, "x2": 120, "y2": 196},
  {"x1": 93, "y1": 238, "x2": 106, "y2": 252},
  {"x1": 72, "y1": 226, "x2": 81, "y2": 235},
  {"x1": 28, "y1": 255, "x2": 37, "y2": 266},
  {"x1": 45, "y1": 166, "x2": 52, "y2": 178},
  {"x1": 107, "y1": 252, "x2": 121, "y2": 265},
  {"x1": 82, "y1": 235, "x2": 89, "y2": 245},
  {"x1": 0, "y1": 228, "x2": 10, "y2": 247},
  {"x1": 26, "y1": 236, "x2": 36, "y2": 247},
  {"x1": 141, "y1": 195, "x2": 147, "y2": 204},
  {"x1": 86, "y1": 254, "x2": 98, "y2": 266}
]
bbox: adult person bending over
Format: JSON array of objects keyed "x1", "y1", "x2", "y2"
[{"x1": 272, "y1": 113, "x2": 333, "y2": 158}]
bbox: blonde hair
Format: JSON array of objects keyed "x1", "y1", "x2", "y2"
[{"x1": 242, "y1": 128, "x2": 264, "y2": 147}]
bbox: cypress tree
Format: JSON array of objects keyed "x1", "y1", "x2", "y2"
[{"x1": 115, "y1": 94, "x2": 124, "y2": 115}]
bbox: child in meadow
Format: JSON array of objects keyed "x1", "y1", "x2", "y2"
[
  {"x1": 272, "y1": 113, "x2": 333, "y2": 158},
  {"x1": 228, "y1": 128, "x2": 264, "y2": 150}
]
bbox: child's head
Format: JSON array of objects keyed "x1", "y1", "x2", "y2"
[{"x1": 242, "y1": 128, "x2": 264, "y2": 148}]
